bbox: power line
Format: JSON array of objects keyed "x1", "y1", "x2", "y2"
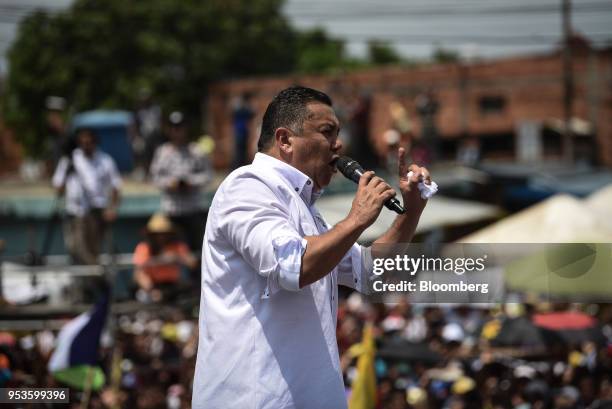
[
  {"x1": 285, "y1": 2, "x2": 612, "y2": 19},
  {"x1": 328, "y1": 33, "x2": 612, "y2": 45}
]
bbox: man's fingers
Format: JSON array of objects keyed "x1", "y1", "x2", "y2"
[
  {"x1": 407, "y1": 164, "x2": 432, "y2": 184},
  {"x1": 421, "y1": 167, "x2": 432, "y2": 185},
  {"x1": 408, "y1": 168, "x2": 422, "y2": 183},
  {"x1": 408, "y1": 164, "x2": 421, "y2": 174},
  {"x1": 374, "y1": 188, "x2": 396, "y2": 207},
  {"x1": 381, "y1": 188, "x2": 397, "y2": 203},
  {"x1": 368, "y1": 176, "x2": 384, "y2": 188},
  {"x1": 359, "y1": 171, "x2": 375, "y2": 188},
  {"x1": 374, "y1": 182, "x2": 394, "y2": 194},
  {"x1": 398, "y1": 147, "x2": 408, "y2": 180}
]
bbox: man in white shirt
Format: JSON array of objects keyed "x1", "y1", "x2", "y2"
[
  {"x1": 150, "y1": 111, "x2": 212, "y2": 252},
  {"x1": 52, "y1": 128, "x2": 121, "y2": 264},
  {"x1": 193, "y1": 86, "x2": 430, "y2": 409}
]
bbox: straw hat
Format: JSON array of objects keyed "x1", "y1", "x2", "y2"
[
  {"x1": 406, "y1": 386, "x2": 426, "y2": 405},
  {"x1": 147, "y1": 213, "x2": 174, "y2": 233},
  {"x1": 452, "y1": 376, "x2": 476, "y2": 395}
]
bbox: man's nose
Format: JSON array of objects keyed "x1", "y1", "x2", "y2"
[{"x1": 332, "y1": 138, "x2": 343, "y2": 152}]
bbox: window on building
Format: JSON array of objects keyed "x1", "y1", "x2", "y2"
[{"x1": 479, "y1": 96, "x2": 506, "y2": 115}]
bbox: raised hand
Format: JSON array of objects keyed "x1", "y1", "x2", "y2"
[{"x1": 397, "y1": 147, "x2": 431, "y2": 212}]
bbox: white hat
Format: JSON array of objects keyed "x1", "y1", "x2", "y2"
[{"x1": 442, "y1": 322, "x2": 464, "y2": 342}]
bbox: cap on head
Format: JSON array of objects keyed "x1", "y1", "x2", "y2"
[
  {"x1": 45, "y1": 96, "x2": 66, "y2": 111},
  {"x1": 147, "y1": 213, "x2": 174, "y2": 233},
  {"x1": 168, "y1": 111, "x2": 185, "y2": 126}
]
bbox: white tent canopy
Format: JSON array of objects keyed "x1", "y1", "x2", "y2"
[
  {"x1": 584, "y1": 184, "x2": 612, "y2": 235},
  {"x1": 317, "y1": 194, "x2": 501, "y2": 243},
  {"x1": 459, "y1": 185, "x2": 612, "y2": 243}
]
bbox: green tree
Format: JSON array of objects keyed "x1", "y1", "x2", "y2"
[
  {"x1": 3, "y1": 0, "x2": 297, "y2": 157},
  {"x1": 367, "y1": 40, "x2": 402, "y2": 65},
  {"x1": 294, "y1": 28, "x2": 362, "y2": 74},
  {"x1": 432, "y1": 44, "x2": 460, "y2": 64}
]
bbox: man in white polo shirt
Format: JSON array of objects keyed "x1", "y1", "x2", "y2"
[
  {"x1": 193, "y1": 86, "x2": 430, "y2": 409},
  {"x1": 52, "y1": 128, "x2": 121, "y2": 264}
]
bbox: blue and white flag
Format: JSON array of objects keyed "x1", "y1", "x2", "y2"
[{"x1": 48, "y1": 295, "x2": 109, "y2": 390}]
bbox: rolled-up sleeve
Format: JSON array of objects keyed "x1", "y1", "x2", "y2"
[
  {"x1": 337, "y1": 244, "x2": 375, "y2": 294},
  {"x1": 216, "y1": 175, "x2": 306, "y2": 297},
  {"x1": 271, "y1": 235, "x2": 307, "y2": 292},
  {"x1": 337, "y1": 243, "x2": 363, "y2": 292}
]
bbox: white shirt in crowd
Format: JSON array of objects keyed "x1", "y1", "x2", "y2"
[
  {"x1": 192, "y1": 153, "x2": 366, "y2": 409},
  {"x1": 52, "y1": 148, "x2": 122, "y2": 216},
  {"x1": 150, "y1": 142, "x2": 212, "y2": 215}
]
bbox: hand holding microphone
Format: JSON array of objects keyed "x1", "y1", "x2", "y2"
[
  {"x1": 335, "y1": 151, "x2": 434, "y2": 229},
  {"x1": 335, "y1": 156, "x2": 405, "y2": 214}
]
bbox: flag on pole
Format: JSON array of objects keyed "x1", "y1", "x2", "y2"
[
  {"x1": 348, "y1": 323, "x2": 377, "y2": 409},
  {"x1": 48, "y1": 294, "x2": 109, "y2": 391}
]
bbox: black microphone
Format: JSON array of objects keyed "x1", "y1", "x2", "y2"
[{"x1": 335, "y1": 156, "x2": 406, "y2": 214}]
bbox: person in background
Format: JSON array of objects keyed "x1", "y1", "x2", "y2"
[
  {"x1": 456, "y1": 134, "x2": 481, "y2": 167},
  {"x1": 383, "y1": 128, "x2": 401, "y2": 177},
  {"x1": 52, "y1": 128, "x2": 121, "y2": 264},
  {"x1": 231, "y1": 92, "x2": 255, "y2": 169},
  {"x1": 347, "y1": 90, "x2": 379, "y2": 170},
  {"x1": 150, "y1": 111, "x2": 212, "y2": 252},
  {"x1": 45, "y1": 95, "x2": 69, "y2": 173},
  {"x1": 133, "y1": 213, "x2": 197, "y2": 302},
  {"x1": 415, "y1": 89, "x2": 440, "y2": 165},
  {"x1": 134, "y1": 88, "x2": 163, "y2": 175}
]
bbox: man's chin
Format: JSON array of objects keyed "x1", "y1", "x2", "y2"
[{"x1": 317, "y1": 176, "x2": 333, "y2": 190}]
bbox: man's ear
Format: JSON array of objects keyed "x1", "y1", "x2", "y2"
[{"x1": 275, "y1": 128, "x2": 293, "y2": 154}]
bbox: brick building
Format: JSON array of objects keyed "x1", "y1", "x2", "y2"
[{"x1": 206, "y1": 44, "x2": 612, "y2": 168}]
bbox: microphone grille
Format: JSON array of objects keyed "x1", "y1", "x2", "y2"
[
  {"x1": 335, "y1": 156, "x2": 363, "y2": 179},
  {"x1": 334, "y1": 156, "x2": 352, "y2": 172}
]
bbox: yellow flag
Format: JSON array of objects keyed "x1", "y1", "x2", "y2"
[{"x1": 348, "y1": 323, "x2": 377, "y2": 409}]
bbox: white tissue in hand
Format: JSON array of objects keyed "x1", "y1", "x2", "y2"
[{"x1": 407, "y1": 171, "x2": 438, "y2": 199}]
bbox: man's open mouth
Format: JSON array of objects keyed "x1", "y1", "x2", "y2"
[{"x1": 329, "y1": 157, "x2": 339, "y2": 172}]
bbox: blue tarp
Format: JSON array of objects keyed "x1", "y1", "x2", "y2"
[{"x1": 71, "y1": 110, "x2": 134, "y2": 172}]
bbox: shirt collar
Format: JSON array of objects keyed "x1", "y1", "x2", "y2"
[{"x1": 252, "y1": 153, "x2": 319, "y2": 205}]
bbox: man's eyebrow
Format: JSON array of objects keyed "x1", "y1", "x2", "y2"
[
  {"x1": 318, "y1": 120, "x2": 340, "y2": 128},
  {"x1": 318, "y1": 123, "x2": 341, "y2": 136}
]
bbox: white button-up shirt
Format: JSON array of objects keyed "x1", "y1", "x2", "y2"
[
  {"x1": 52, "y1": 148, "x2": 122, "y2": 216},
  {"x1": 150, "y1": 142, "x2": 212, "y2": 215},
  {"x1": 193, "y1": 153, "x2": 364, "y2": 409}
]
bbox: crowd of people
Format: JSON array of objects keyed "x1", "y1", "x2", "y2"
[
  {"x1": 336, "y1": 297, "x2": 612, "y2": 409},
  {"x1": 2, "y1": 297, "x2": 611, "y2": 408}
]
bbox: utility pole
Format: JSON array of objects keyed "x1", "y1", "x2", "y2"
[{"x1": 562, "y1": 0, "x2": 574, "y2": 161}]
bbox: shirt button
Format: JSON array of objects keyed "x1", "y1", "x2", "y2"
[
  {"x1": 295, "y1": 187, "x2": 299, "y2": 191},
  {"x1": 354, "y1": 278, "x2": 358, "y2": 283},
  {"x1": 306, "y1": 180, "x2": 311, "y2": 185}
]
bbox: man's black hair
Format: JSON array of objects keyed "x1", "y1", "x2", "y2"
[
  {"x1": 62, "y1": 127, "x2": 98, "y2": 156},
  {"x1": 257, "y1": 86, "x2": 332, "y2": 152},
  {"x1": 74, "y1": 127, "x2": 98, "y2": 141}
]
